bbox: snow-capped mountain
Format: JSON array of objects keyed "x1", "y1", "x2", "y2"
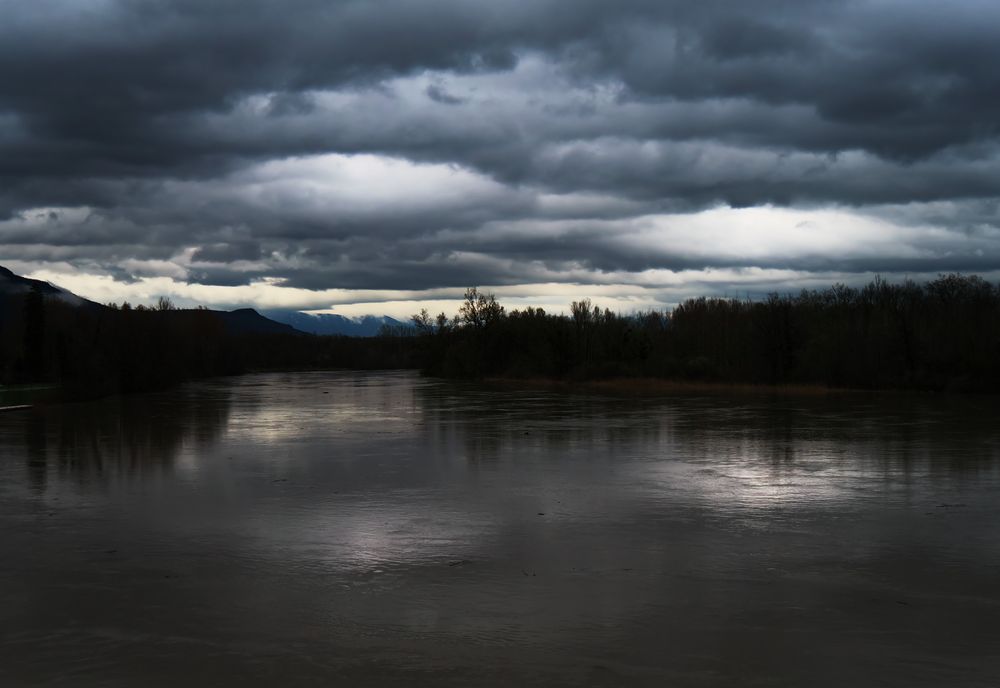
[{"x1": 262, "y1": 309, "x2": 406, "y2": 337}]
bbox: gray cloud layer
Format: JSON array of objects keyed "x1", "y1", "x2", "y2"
[{"x1": 2, "y1": 0, "x2": 999, "y2": 301}]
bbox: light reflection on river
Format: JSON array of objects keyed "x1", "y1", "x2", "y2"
[{"x1": 2, "y1": 371, "x2": 1000, "y2": 687}]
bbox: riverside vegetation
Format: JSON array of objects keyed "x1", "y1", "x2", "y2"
[
  {"x1": 0, "y1": 292, "x2": 416, "y2": 399},
  {"x1": 413, "y1": 275, "x2": 1000, "y2": 392},
  {"x1": 2, "y1": 274, "x2": 999, "y2": 398}
]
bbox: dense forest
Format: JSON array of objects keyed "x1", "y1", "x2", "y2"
[
  {"x1": 4, "y1": 273, "x2": 1000, "y2": 399},
  {"x1": 414, "y1": 275, "x2": 1000, "y2": 392}
]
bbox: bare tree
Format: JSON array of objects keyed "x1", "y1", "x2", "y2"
[
  {"x1": 411, "y1": 308, "x2": 434, "y2": 334},
  {"x1": 459, "y1": 287, "x2": 504, "y2": 329}
]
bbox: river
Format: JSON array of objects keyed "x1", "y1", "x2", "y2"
[{"x1": 2, "y1": 371, "x2": 999, "y2": 686}]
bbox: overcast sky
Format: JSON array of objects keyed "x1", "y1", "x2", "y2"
[{"x1": 2, "y1": 0, "x2": 999, "y2": 317}]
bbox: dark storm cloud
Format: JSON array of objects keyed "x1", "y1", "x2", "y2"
[
  {"x1": 190, "y1": 242, "x2": 265, "y2": 263},
  {"x1": 425, "y1": 84, "x2": 465, "y2": 106},
  {"x1": 2, "y1": 0, "x2": 1000, "y2": 297},
  {"x1": 5, "y1": 0, "x2": 999, "y2": 181}
]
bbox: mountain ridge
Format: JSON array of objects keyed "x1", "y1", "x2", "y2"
[
  {"x1": 1, "y1": 266, "x2": 403, "y2": 337},
  {"x1": 262, "y1": 309, "x2": 405, "y2": 337},
  {"x1": 1, "y1": 266, "x2": 299, "y2": 335}
]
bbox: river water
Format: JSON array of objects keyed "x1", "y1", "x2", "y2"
[{"x1": 2, "y1": 371, "x2": 1000, "y2": 687}]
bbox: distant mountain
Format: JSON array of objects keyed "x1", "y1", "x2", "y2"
[
  {"x1": 262, "y1": 309, "x2": 406, "y2": 337},
  {"x1": 211, "y1": 308, "x2": 301, "y2": 336},
  {"x1": 0, "y1": 265, "x2": 299, "y2": 336},
  {"x1": 0, "y1": 265, "x2": 94, "y2": 307}
]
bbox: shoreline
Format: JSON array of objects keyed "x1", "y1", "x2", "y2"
[
  {"x1": 479, "y1": 376, "x2": 902, "y2": 397},
  {"x1": 6, "y1": 370, "x2": 989, "y2": 410}
]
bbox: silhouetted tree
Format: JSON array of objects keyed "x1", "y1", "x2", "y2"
[
  {"x1": 22, "y1": 285, "x2": 46, "y2": 382},
  {"x1": 412, "y1": 308, "x2": 434, "y2": 334},
  {"x1": 459, "y1": 287, "x2": 505, "y2": 329},
  {"x1": 416, "y1": 276, "x2": 1000, "y2": 391}
]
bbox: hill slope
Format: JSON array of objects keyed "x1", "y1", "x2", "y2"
[
  {"x1": 0, "y1": 266, "x2": 92, "y2": 306},
  {"x1": 0, "y1": 265, "x2": 302, "y2": 335}
]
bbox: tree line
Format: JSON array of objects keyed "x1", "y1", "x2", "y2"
[
  {"x1": 0, "y1": 291, "x2": 417, "y2": 399},
  {"x1": 4, "y1": 274, "x2": 1000, "y2": 399},
  {"x1": 411, "y1": 276, "x2": 1000, "y2": 391}
]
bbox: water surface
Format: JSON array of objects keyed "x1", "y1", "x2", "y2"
[{"x1": 2, "y1": 371, "x2": 1000, "y2": 686}]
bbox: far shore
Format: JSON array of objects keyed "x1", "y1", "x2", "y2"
[
  {"x1": 480, "y1": 376, "x2": 899, "y2": 397},
  {"x1": 3, "y1": 371, "x2": 984, "y2": 410}
]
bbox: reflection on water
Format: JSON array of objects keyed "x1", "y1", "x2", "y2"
[
  {"x1": 2, "y1": 371, "x2": 1000, "y2": 687},
  {"x1": 6, "y1": 386, "x2": 231, "y2": 493}
]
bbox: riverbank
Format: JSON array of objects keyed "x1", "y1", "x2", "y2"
[
  {"x1": 6, "y1": 368, "x2": 978, "y2": 411},
  {"x1": 480, "y1": 376, "x2": 895, "y2": 397},
  {"x1": 0, "y1": 384, "x2": 61, "y2": 407}
]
